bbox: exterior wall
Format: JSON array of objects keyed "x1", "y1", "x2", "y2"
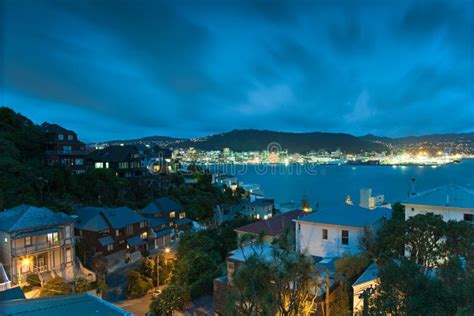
[
  {"x1": 296, "y1": 222, "x2": 365, "y2": 258},
  {"x1": 352, "y1": 279, "x2": 379, "y2": 315},
  {"x1": 403, "y1": 203, "x2": 474, "y2": 222},
  {"x1": 154, "y1": 234, "x2": 171, "y2": 249}
]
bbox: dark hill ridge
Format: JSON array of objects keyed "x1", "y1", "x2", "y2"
[
  {"x1": 361, "y1": 132, "x2": 474, "y2": 145},
  {"x1": 177, "y1": 129, "x2": 387, "y2": 153}
]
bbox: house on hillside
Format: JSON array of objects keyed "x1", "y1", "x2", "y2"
[
  {"x1": 87, "y1": 145, "x2": 143, "y2": 177},
  {"x1": 141, "y1": 197, "x2": 192, "y2": 249},
  {"x1": 295, "y1": 204, "x2": 391, "y2": 258},
  {"x1": 74, "y1": 206, "x2": 148, "y2": 258},
  {"x1": 242, "y1": 198, "x2": 275, "y2": 219},
  {"x1": 41, "y1": 123, "x2": 87, "y2": 174},
  {"x1": 0, "y1": 205, "x2": 76, "y2": 284},
  {"x1": 403, "y1": 184, "x2": 474, "y2": 223},
  {"x1": 352, "y1": 262, "x2": 380, "y2": 315},
  {"x1": 234, "y1": 209, "x2": 306, "y2": 243}
]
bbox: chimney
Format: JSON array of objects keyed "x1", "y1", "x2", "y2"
[{"x1": 410, "y1": 178, "x2": 416, "y2": 196}]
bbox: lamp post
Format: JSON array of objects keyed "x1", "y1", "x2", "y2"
[{"x1": 156, "y1": 247, "x2": 171, "y2": 289}]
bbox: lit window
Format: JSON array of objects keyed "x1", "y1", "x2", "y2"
[
  {"x1": 25, "y1": 236, "x2": 32, "y2": 246},
  {"x1": 75, "y1": 159, "x2": 83, "y2": 165},
  {"x1": 140, "y1": 232, "x2": 148, "y2": 240},
  {"x1": 169, "y1": 211, "x2": 176, "y2": 218},
  {"x1": 95, "y1": 162, "x2": 104, "y2": 169},
  {"x1": 119, "y1": 162, "x2": 129, "y2": 169},
  {"x1": 179, "y1": 213, "x2": 185, "y2": 219},
  {"x1": 105, "y1": 162, "x2": 109, "y2": 168},
  {"x1": 47, "y1": 232, "x2": 59, "y2": 244},
  {"x1": 107, "y1": 244, "x2": 114, "y2": 251},
  {"x1": 322, "y1": 229, "x2": 328, "y2": 240},
  {"x1": 341, "y1": 230, "x2": 349, "y2": 245}
]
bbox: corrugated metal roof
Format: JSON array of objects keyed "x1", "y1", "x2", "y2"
[
  {"x1": 404, "y1": 184, "x2": 474, "y2": 209},
  {"x1": 353, "y1": 262, "x2": 379, "y2": 286},
  {"x1": 127, "y1": 235, "x2": 145, "y2": 247},
  {"x1": 295, "y1": 204, "x2": 391, "y2": 228},
  {"x1": 0, "y1": 205, "x2": 72, "y2": 233},
  {"x1": 98, "y1": 236, "x2": 114, "y2": 246}
]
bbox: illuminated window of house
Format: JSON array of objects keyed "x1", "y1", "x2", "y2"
[
  {"x1": 322, "y1": 229, "x2": 328, "y2": 240},
  {"x1": 75, "y1": 159, "x2": 83, "y2": 166},
  {"x1": 341, "y1": 230, "x2": 349, "y2": 245},
  {"x1": 179, "y1": 212, "x2": 185, "y2": 219},
  {"x1": 25, "y1": 236, "x2": 32, "y2": 246},
  {"x1": 105, "y1": 162, "x2": 109, "y2": 168},
  {"x1": 47, "y1": 232, "x2": 59, "y2": 244},
  {"x1": 119, "y1": 162, "x2": 129, "y2": 169},
  {"x1": 169, "y1": 211, "x2": 176, "y2": 218},
  {"x1": 140, "y1": 232, "x2": 148, "y2": 240},
  {"x1": 107, "y1": 244, "x2": 114, "y2": 251},
  {"x1": 95, "y1": 162, "x2": 104, "y2": 169}
]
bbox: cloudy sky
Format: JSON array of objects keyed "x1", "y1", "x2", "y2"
[{"x1": 1, "y1": 0, "x2": 473, "y2": 142}]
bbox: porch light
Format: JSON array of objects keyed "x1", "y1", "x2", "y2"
[
  {"x1": 21, "y1": 257, "x2": 31, "y2": 267},
  {"x1": 165, "y1": 247, "x2": 170, "y2": 253}
]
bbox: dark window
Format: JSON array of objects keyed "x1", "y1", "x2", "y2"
[
  {"x1": 464, "y1": 213, "x2": 473, "y2": 223},
  {"x1": 341, "y1": 230, "x2": 349, "y2": 245},
  {"x1": 322, "y1": 229, "x2": 328, "y2": 240}
]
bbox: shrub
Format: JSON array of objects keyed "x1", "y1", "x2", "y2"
[{"x1": 127, "y1": 271, "x2": 153, "y2": 299}]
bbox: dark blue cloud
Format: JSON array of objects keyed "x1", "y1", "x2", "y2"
[{"x1": 1, "y1": 0, "x2": 473, "y2": 142}]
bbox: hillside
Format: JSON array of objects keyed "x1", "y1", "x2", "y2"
[
  {"x1": 176, "y1": 129, "x2": 387, "y2": 153},
  {"x1": 361, "y1": 133, "x2": 474, "y2": 145}
]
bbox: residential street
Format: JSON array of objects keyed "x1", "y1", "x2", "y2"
[
  {"x1": 116, "y1": 293, "x2": 153, "y2": 316},
  {"x1": 104, "y1": 258, "x2": 143, "y2": 302}
]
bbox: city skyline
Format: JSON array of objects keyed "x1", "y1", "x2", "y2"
[{"x1": 2, "y1": 0, "x2": 474, "y2": 142}]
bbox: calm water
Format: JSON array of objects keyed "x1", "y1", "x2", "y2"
[{"x1": 211, "y1": 159, "x2": 474, "y2": 207}]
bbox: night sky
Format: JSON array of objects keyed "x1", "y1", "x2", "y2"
[{"x1": 1, "y1": 0, "x2": 473, "y2": 142}]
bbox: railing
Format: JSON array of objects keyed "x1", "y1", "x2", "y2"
[
  {"x1": 12, "y1": 240, "x2": 64, "y2": 257},
  {"x1": 0, "y1": 281, "x2": 11, "y2": 291}
]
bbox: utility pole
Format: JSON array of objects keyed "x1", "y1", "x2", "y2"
[
  {"x1": 325, "y1": 268, "x2": 330, "y2": 316},
  {"x1": 156, "y1": 253, "x2": 160, "y2": 289}
]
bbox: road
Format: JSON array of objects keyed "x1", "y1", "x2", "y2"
[
  {"x1": 116, "y1": 293, "x2": 153, "y2": 316},
  {"x1": 104, "y1": 258, "x2": 143, "y2": 302}
]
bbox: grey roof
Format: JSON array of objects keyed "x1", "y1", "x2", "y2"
[
  {"x1": 147, "y1": 218, "x2": 169, "y2": 229},
  {"x1": 98, "y1": 236, "x2": 114, "y2": 246},
  {"x1": 14, "y1": 227, "x2": 62, "y2": 239},
  {"x1": 295, "y1": 204, "x2": 392, "y2": 228},
  {"x1": 0, "y1": 205, "x2": 72, "y2": 233},
  {"x1": 176, "y1": 218, "x2": 192, "y2": 226},
  {"x1": 88, "y1": 145, "x2": 138, "y2": 162},
  {"x1": 0, "y1": 287, "x2": 25, "y2": 302},
  {"x1": 0, "y1": 293, "x2": 131, "y2": 315},
  {"x1": 404, "y1": 185, "x2": 474, "y2": 209},
  {"x1": 155, "y1": 228, "x2": 173, "y2": 238},
  {"x1": 75, "y1": 206, "x2": 145, "y2": 231},
  {"x1": 142, "y1": 197, "x2": 183, "y2": 215},
  {"x1": 127, "y1": 235, "x2": 145, "y2": 247},
  {"x1": 353, "y1": 262, "x2": 380, "y2": 286}
]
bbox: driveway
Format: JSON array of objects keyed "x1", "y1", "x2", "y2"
[
  {"x1": 104, "y1": 258, "x2": 143, "y2": 302},
  {"x1": 117, "y1": 293, "x2": 153, "y2": 316}
]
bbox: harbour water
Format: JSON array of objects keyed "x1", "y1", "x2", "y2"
[{"x1": 211, "y1": 159, "x2": 474, "y2": 208}]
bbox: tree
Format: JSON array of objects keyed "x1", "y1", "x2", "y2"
[
  {"x1": 140, "y1": 257, "x2": 156, "y2": 284},
  {"x1": 227, "y1": 254, "x2": 276, "y2": 315},
  {"x1": 405, "y1": 213, "x2": 446, "y2": 268},
  {"x1": 74, "y1": 278, "x2": 92, "y2": 294},
  {"x1": 127, "y1": 271, "x2": 153, "y2": 299},
  {"x1": 40, "y1": 277, "x2": 73, "y2": 297},
  {"x1": 149, "y1": 284, "x2": 190, "y2": 316}
]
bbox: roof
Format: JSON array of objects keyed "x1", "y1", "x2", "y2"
[
  {"x1": 88, "y1": 145, "x2": 138, "y2": 162},
  {"x1": 0, "y1": 287, "x2": 25, "y2": 303},
  {"x1": 176, "y1": 218, "x2": 192, "y2": 226},
  {"x1": 0, "y1": 205, "x2": 73, "y2": 233},
  {"x1": 353, "y1": 262, "x2": 380, "y2": 287},
  {"x1": 155, "y1": 228, "x2": 173, "y2": 238},
  {"x1": 228, "y1": 243, "x2": 274, "y2": 263},
  {"x1": 246, "y1": 199, "x2": 274, "y2": 207},
  {"x1": 127, "y1": 235, "x2": 145, "y2": 247},
  {"x1": 14, "y1": 227, "x2": 62, "y2": 239},
  {"x1": 295, "y1": 204, "x2": 392, "y2": 228},
  {"x1": 142, "y1": 197, "x2": 183, "y2": 215},
  {"x1": 403, "y1": 185, "x2": 474, "y2": 209},
  {"x1": 147, "y1": 218, "x2": 169, "y2": 229},
  {"x1": 41, "y1": 122, "x2": 71, "y2": 134},
  {"x1": 75, "y1": 207, "x2": 145, "y2": 231},
  {"x1": 235, "y1": 209, "x2": 306, "y2": 237},
  {"x1": 0, "y1": 293, "x2": 131, "y2": 315},
  {"x1": 98, "y1": 236, "x2": 114, "y2": 246}
]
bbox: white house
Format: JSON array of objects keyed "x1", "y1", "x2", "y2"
[
  {"x1": 352, "y1": 262, "x2": 380, "y2": 315},
  {"x1": 403, "y1": 184, "x2": 474, "y2": 223},
  {"x1": 295, "y1": 204, "x2": 391, "y2": 258}
]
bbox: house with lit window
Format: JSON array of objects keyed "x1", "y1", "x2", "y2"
[
  {"x1": 0, "y1": 205, "x2": 76, "y2": 284},
  {"x1": 73, "y1": 206, "x2": 148, "y2": 258},
  {"x1": 87, "y1": 145, "x2": 143, "y2": 177},
  {"x1": 402, "y1": 184, "x2": 474, "y2": 223},
  {"x1": 295, "y1": 204, "x2": 391, "y2": 258},
  {"x1": 41, "y1": 123, "x2": 87, "y2": 174},
  {"x1": 140, "y1": 197, "x2": 192, "y2": 249},
  {"x1": 242, "y1": 198, "x2": 275, "y2": 220}
]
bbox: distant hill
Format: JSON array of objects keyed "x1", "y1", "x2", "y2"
[
  {"x1": 92, "y1": 135, "x2": 184, "y2": 147},
  {"x1": 361, "y1": 132, "x2": 474, "y2": 145},
  {"x1": 176, "y1": 129, "x2": 387, "y2": 153}
]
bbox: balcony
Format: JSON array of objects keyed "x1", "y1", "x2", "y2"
[{"x1": 12, "y1": 240, "x2": 64, "y2": 257}]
